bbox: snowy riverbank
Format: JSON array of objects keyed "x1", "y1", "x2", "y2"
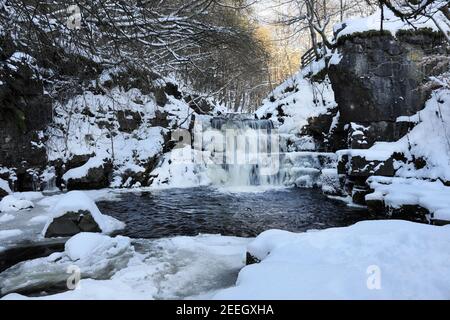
[{"x1": 2, "y1": 219, "x2": 450, "y2": 300}]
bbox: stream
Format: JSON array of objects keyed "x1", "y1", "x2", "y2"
[{"x1": 97, "y1": 187, "x2": 381, "y2": 238}]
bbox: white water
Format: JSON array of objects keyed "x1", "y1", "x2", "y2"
[
  {"x1": 197, "y1": 113, "x2": 338, "y2": 190},
  {"x1": 200, "y1": 114, "x2": 282, "y2": 188}
]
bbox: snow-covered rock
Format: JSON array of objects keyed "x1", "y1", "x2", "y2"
[
  {"x1": 42, "y1": 191, "x2": 124, "y2": 237},
  {"x1": 366, "y1": 176, "x2": 450, "y2": 223},
  {"x1": 335, "y1": 5, "x2": 450, "y2": 40},
  {"x1": 215, "y1": 220, "x2": 450, "y2": 300},
  {"x1": 62, "y1": 157, "x2": 111, "y2": 190},
  {"x1": 0, "y1": 195, "x2": 34, "y2": 212}
]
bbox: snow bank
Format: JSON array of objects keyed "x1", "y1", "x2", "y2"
[
  {"x1": 215, "y1": 220, "x2": 450, "y2": 299},
  {"x1": 336, "y1": 5, "x2": 450, "y2": 39},
  {"x1": 42, "y1": 191, "x2": 125, "y2": 235},
  {"x1": 0, "y1": 195, "x2": 34, "y2": 212},
  {"x1": 366, "y1": 176, "x2": 450, "y2": 222}
]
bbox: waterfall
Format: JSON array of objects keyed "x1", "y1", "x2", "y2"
[{"x1": 199, "y1": 113, "x2": 281, "y2": 188}]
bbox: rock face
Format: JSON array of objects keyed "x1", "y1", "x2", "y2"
[
  {"x1": 44, "y1": 210, "x2": 101, "y2": 238},
  {"x1": 328, "y1": 30, "x2": 449, "y2": 146},
  {"x1": 0, "y1": 51, "x2": 52, "y2": 191}
]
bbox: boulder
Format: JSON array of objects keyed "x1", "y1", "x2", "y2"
[{"x1": 44, "y1": 210, "x2": 101, "y2": 238}]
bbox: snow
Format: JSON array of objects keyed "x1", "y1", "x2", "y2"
[
  {"x1": 65, "y1": 232, "x2": 131, "y2": 261},
  {"x1": 27, "y1": 215, "x2": 49, "y2": 225},
  {"x1": 0, "y1": 229, "x2": 23, "y2": 241},
  {"x1": 0, "y1": 214, "x2": 14, "y2": 223},
  {"x1": 255, "y1": 65, "x2": 336, "y2": 151},
  {"x1": 366, "y1": 176, "x2": 450, "y2": 222},
  {"x1": 3, "y1": 218, "x2": 450, "y2": 300},
  {"x1": 336, "y1": 5, "x2": 450, "y2": 40},
  {"x1": 46, "y1": 87, "x2": 167, "y2": 188},
  {"x1": 150, "y1": 147, "x2": 211, "y2": 189},
  {"x1": 0, "y1": 195, "x2": 34, "y2": 212},
  {"x1": 62, "y1": 157, "x2": 105, "y2": 181},
  {"x1": 41, "y1": 191, "x2": 125, "y2": 235},
  {"x1": 214, "y1": 220, "x2": 450, "y2": 300}
]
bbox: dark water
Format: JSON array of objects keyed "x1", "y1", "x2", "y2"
[{"x1": 98, "y1": 187, "x2": 381, "y2": 238}]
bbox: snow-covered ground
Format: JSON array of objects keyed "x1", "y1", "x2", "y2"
[
  {"x1": 2, "y1": 220, "x2": 449, "y2": 300},
  {"x1": 215, "y1": 220, "x2": 450, "y2": 300}
]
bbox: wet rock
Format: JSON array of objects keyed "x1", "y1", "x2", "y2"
[
  {"x1": 44, "y1": 210, "x2": 101, "y2": 238},
  {"x1": 352, "y1": 186, "x2": 371, "y2": 205},
  {"x1": 65, "y1": 154, "x2": 93, "y2": 171},
  {"x1": 246, "y1": 252, "x2": 261, "y2": 265},
  {"x1": 366, "y1": 198, "x2": 385, "y2": 214}
]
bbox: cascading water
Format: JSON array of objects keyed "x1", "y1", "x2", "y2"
[{"x1": 199, "y1": 113, "x2": 282, "y2": 187}]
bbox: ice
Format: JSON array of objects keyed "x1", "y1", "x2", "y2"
[
  {"x1": 2, "y1": 234, "x2": 250, "y2": 300},
  {"x1": 214, "y1": 220, "x2": 450, "y2": 300},
  {"x1": 0, "y1": 233, "x2": 134, "y2": 296}
]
